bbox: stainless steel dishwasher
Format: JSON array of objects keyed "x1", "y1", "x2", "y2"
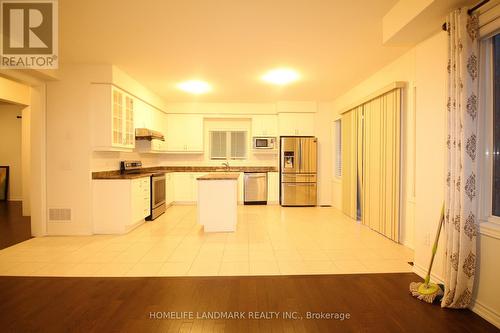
[{"x1": 244, "y1": 172, "x2": 267, "y2": 205}]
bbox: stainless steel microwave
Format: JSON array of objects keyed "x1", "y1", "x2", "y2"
[{"x1": 253, "y1": 137, "x2": 276, "y2": 149}]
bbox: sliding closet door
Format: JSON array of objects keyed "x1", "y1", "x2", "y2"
[
  {"x1": 341, "y1": 108, "x2": 359, "y2": 219},
  {"x1": 362, "y1": 89, "x2": 401, "y2": 241}
]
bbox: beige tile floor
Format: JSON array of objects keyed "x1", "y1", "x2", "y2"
[{"x1": 0, "y1": 205, "x2": 414, "y2": 277}]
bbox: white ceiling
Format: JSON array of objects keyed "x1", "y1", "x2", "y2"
[{"x1": 60, "y1": 0, "x2": 410, "y2": 102}]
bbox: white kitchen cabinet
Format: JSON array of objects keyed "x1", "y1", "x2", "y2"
[
  {"x1": 267, "y1": 172, "x2": 279, "y2": 204},
  {"x1": 151, "y1": 108, "x2": 167, "y2": 133},
  {"x1": 252, "y1": 115, "x2": 278, "y2": 137},
  {"x1": 172, "y1": 172, "x2": 200, "y2": 202},
  {"x1": 165, "y1": 172, "x2": 174, "y2": 206},
  {"x1": 92, "y1": 177, "x2": 151, "y2": 234},
  {"x1": 131, "y1": 177, "x2": 151, "y2": 222},
  {"x1": 134, "y1": 99, "x2": 152, "y2": 129},
  {"x1": 135, "y1": 107, "x2": 169, "y2": 153},
  {"x1": 166, "y1": 114, "x2": 204, "y2": 153},
  {"x1": 91, "y1": 84, "x2": 135, "y2": 151},
  {"x1": 173, "y1": 172, "x2": 190, "y2": 202},
  {"x1": 191, "y1": 172, "x2": 205, "y2": 201},
  {"x1": 151, "y1": 109, "x2": 168, "y2": 151},
  {"x1": 237, "y1": 173, "x2": 244, "y2": 203},
  {"x1": 172, "y1": 172, "x2": 243, "y2": 204},
  {"x1": 278, "y1": 113, "x2": 315, "y2": 136}
]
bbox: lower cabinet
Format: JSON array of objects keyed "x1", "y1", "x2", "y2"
[
  {"x1": 172, "y1": 172, "x2": 245, "y2": 204},
  {"x1": 237, "y1": 173, "x2": 244, "y2": 203},
  {"x1": 267, "y1": 172, "x2": 279, "y2": 204},
  {"x1": 172, "y1": 172, "x2": 195, "y2": 202},
  {"x1": 93, "y1": 177, "x2": 151, "y2": 234},
  {"x1": 165, "y1": 173, "x2": 174, "y2": 206}
]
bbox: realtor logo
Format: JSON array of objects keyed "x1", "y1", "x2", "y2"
[{"x1": 0, "y1": 0, "x2": 58, "y2": 68}]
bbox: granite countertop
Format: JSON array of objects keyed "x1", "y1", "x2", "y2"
[
  {"x1": 197, "y1": 173, "x2": 240, "y2": 181},
  {"x1": 92, "y1": 166, "x2": 278, "y2": 180},
  {"x1": 92, "y1": 172, "x2": 159, "y2": 180}
]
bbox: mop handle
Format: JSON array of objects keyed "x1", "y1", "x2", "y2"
[{"x1": 424, "y1": 204, "x2": 445, "y2": 286}]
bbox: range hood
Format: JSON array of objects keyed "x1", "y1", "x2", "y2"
[{"x1": 135, "y1": 128, "x2": 165, "y2": 141}]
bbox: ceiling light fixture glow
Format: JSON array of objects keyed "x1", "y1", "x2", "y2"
[
  {"x1": 262, "y1": 68, "x2": 300, "y2": 85},
  {"x1": 177, "y1": 80, "x2": 212, "y2": 94}
]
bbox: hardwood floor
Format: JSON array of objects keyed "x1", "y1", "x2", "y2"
[
  {"x1": 0, "y1": 201, "x2": 31, "y2": 250},
  {"x1": 0, "y1": 273, "x2": 496, "y2": 332}
]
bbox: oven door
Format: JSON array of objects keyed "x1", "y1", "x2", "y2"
[{"x1": 152, "y1": 175, "x2": 166, "y2": 209}]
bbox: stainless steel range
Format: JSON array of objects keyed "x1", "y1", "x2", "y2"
[
  {"x1": 148, "y1": 172, "x2": 166, "y2": 220},
  {"x1": 120, "y1": 160, "x2": 166, "y2": 221}
]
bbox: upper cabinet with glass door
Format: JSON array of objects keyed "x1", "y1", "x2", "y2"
[{"x1": 91, "y1": 84, "x2": 135, "y2": 151}]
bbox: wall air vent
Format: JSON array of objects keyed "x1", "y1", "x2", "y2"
[{"x1": 48, "y1": 208, "x2": 72, "y2": 222}]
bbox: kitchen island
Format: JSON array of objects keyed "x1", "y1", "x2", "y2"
[{"x1": 197, "y1": 173, "x2": 239, "y2": 232}]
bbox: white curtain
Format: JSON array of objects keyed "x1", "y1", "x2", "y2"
[{"x1": 442, "y1": 9, "x2": 479, "y2": 309}]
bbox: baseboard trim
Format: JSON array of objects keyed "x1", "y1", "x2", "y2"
[
  {"x1": 470, "y1": 300, "x2": 500, "y2": 329},
  {"x1": 172, "y1": 201, "x2": 280, "y2": 206},
  {"x1": 400, "y1": 238, "x2": 414, "y2": 249},
  {"x1": 414, "y1": 264, "x2": 500, "y2": 328},
  {"x1": 412, "y1": 263, "x2": 444, "y2": 284},
  {"x1": 172, "y1": 201, "x2": 196, "y2": 205}
]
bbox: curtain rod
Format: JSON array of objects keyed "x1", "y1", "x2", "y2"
[{"x1": 441, "y1": 0, "x2": 490, "y2": 31}]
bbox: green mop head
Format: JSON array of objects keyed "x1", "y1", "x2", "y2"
[
  {"x1": 409, "y1": 281, "x2": 444, "y2": 303},
  {"x1": 410, "y1": 204, "x2": 445, "y2": 304}
]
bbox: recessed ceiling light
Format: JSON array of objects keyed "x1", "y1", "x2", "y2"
[
  {"x1": 262, "y1": 68, "x2": 300, "y2": 85},
  {"x1": 177, "y1": 80, "x2": 212, "y2": 94}
]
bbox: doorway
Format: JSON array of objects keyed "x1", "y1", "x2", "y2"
[{"x1": 0, "y1": 101, "x2": 31, "y2": 248}]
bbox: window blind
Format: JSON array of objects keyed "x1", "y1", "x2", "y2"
[
  {"x1": 335, "y1": 120, "x2": 342, "y2": 178},
  {"x1": 210, "y1": 130, "x2": 247, "y2": 160},
  {"x1": 230, "y1": 131, "x2": 247, "y2": 159},
  {"x1": 210, "y1": 131, "x2": 227, "y2": 159}
]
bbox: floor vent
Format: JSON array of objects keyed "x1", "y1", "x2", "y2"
[{"x1": 48, "y1": 208, "x2": 72, "y2": 222}]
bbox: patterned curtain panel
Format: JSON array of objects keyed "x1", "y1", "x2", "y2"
[{"x1": 442, "y1": 9, "x2": 479, "y2": 309}]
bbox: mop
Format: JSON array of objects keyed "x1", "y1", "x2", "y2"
[{"x1": 409, "y1": 204, "x2": 445, "y2": 303}]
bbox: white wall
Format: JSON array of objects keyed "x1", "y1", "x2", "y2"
[
  {"x1": 413, "y1": 32, "x2": 447, "y2": 280},
  {"x1": 316, "y1": 102, "x2": 335, "y2": 206},
  {"x1": 474, "y1": 234, "x2": 500, "y2": 325},
  {"x1": 46, "y1": 66, "x2": 95, "y2": 235},
  {"x1": 91, "y1": 152, "x2": 158, "y2": 172},
  {"x1": 21, "y1": 105, "x2": 31, "y2": 215},
  {"x1": 0, "y1": 104, "x2": 24, "y2": 200}
]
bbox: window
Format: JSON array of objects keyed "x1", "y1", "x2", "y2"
[
  {"x1": 493, "y1": 34, "x2": 500, "y2": 216},
  {"x1": 210, "y1": 130, "x2": 247, "y2": 160},
  {"x1": 230, "y1": 131, "x2": 246, "y2": 159},
  {"x1": 334, "y1": 119, "x2": 342, "y2": 178},
  {"x1": 210, "y1": 131, "x2": 227, "y2": 159}
]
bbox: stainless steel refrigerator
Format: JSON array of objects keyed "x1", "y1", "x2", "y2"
[{"x1": 280, "y1": 136, "x2": 317, "y2": 206}]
